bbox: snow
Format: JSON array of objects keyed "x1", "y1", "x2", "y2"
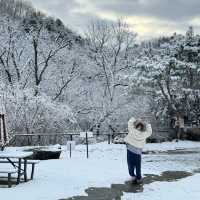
[
  {"x1": 0, "y1": 150, "x2": 33, "y2": 158},
  {"x1": 0, "y1": 141, "x2": 200, "y2": 200},
  {"x1": 123, "y1": 174, "x2": 200, "y2": 200}
]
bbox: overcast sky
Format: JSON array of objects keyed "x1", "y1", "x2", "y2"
[{"x1": 27, "y1": 0, "x2": 200, "y2": 40}]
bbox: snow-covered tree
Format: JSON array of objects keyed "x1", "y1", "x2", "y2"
[{"x1": 132, "y1": 27, "x2": 200, "y2": 127}]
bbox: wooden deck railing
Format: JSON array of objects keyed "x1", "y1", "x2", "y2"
[{"x1": 8, "y1": 132, "x2": 129, "y2": 146}]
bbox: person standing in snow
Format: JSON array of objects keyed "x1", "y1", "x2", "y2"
[
  {"x1": 124, "y1": 117, "x2": 152, "y2": 184},
  {"x1": 174, "y1": 113, "x2": 185, "y2": 141}
]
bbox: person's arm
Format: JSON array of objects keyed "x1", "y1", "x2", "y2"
[
  {"x1": 128, "y1": 117, "x2": 136, "y2": 132},
  {"x1": 146, "y1": 123, "x2": 152, "y2": 138},
  {"x1": 124, "y1": 117, "x2": 135, "y2": 144}
]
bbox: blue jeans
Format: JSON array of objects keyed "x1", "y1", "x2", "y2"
[{"x1": 127, "y1": 149, "x2": 142, "y2": 179}]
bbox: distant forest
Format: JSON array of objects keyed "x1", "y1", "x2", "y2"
[{"x1": 0, "y1": 0, "x2": 200, "y2": 139}]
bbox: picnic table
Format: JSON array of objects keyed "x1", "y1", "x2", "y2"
[{"x1": 0, "y1": 151, "x2": 33, "y2": 185}]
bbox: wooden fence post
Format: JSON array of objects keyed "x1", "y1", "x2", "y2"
[
  {"x1": 108, "y1": 134, "x2": 111, "y2": 144},
  {"x1": 70, "y1": 143, "x2": 72, "y2": 158},
  {"x1": 38, "y1": 135, "x2": 41, "y2": 146},
  {"x1": 86, "y1": 132, "x2": 89, "y2": 159}
]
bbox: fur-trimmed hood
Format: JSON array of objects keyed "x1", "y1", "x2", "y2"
[{"x1": 124, "y1": 117, "x2": 152, "y2": 149}]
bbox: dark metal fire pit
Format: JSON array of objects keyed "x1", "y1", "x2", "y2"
[{"x1": 33, "y1": 149, "x2": 61, "y2": 160}]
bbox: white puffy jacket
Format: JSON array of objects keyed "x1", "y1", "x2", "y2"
[{"x1": 124, "y1": 117, "x2": 152, "y2": 149}]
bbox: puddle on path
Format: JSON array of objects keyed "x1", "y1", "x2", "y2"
[{"x1": 61, "y1": 171, "x2": 192, "y2": 200}]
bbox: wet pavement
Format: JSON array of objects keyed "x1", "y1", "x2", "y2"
[
  {"x1": 61, "y1": 171, "x2": 193, "y2": 200},
  {"x1": 143, "y1": 148, "x2": 200, "y2": 155}
]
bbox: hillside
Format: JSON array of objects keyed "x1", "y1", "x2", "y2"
[{"x1": 0, "y1": 0, "x2": 200, "y2": 142}]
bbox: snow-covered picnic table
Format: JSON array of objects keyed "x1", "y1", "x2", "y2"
[{"x1": 0, "y1": 151, "x2": 33, "y2": 185}]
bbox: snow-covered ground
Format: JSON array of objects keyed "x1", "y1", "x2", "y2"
[
  {"x1": 123, "y1": 174, "x2": 200, "y2": 200},
  {"x1": 0, "y1": 141, "x2": 200, "y2": 200}
]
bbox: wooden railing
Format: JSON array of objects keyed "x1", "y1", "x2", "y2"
[
  {"x1": 8, "y1": 132, "x2": 128, "y2": 146},
  {"x1": 8, "y1": 127, "x2": 178, "y2": 147},
  {"x1": 7, "y1": 129, "x2": 176, "y2": 147}
]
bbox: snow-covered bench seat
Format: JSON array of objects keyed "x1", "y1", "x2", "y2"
[
  {"x1": 0, "y1": 159, "x2": 40, "y2": 180},
  {"x1": 0, "y1": 168, "x2": 17, "y2": 188}
]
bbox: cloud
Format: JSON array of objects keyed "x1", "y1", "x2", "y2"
[
  {"x1": 27, "y1": 0, "x2": 79, "y2": 13},
  {"x1": 86, "y1": 0, "x2": 200, "y2": 21},
  {"x1": 27, "y1": 0, "x2": 200, "y2": 40}
]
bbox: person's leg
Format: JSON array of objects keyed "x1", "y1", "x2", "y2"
[
  {"x1": 127, "y1": 149, "x2": 136, "y2": 177},
  {"x1": 135, "y1": 154, "x2": 142, "y2": 180},
  {"x1": 178, "y1": 128, "x2": 184, "y2": 140},
  {"x1": 175, "y1": 127, "x2": 179, "y2": 142}
]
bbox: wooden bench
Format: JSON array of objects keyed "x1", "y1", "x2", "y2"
[
  {"x1": 0, "y1": 168, "x2": 17, "y2": 188},
  {"x1": 0, "y1": 159, "x2": 40, "y2": 180}
]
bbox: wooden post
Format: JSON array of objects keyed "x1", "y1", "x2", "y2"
[
  {"x1": 0, "y1": 114, "x2": 2, "y2": 151},
  {"x1": 108, "y1": 134, "x2": 111, "y2": 144},
  {"x1": 0, "y1": 114, "x2": 7, "y2": 150},
  {"x1": 17, "y1": 158, "x2": 22, "y2": 184},
  {"x1": 0, "y1": 115, "x2": 4, "y2": 150},
  {"x1": 67, "y1": 141, "x2": 75, "y2": 158},
  {"x1": 55, "y1": 135, "x2": 58, "y2": 144},
  {"x1": 69, "y1": 143, "x2": 72, "y2": 158},
  {"x1": 70, "y1": 134, "x2": 73, "y2": 158},
  {"x1": 30, "y1": 135, "x2": 33, "y2": 146},
  {"x1": 24, "y1": 159, "x2": 27, "y2": 182},
  {"x1": 38, "y1": 135, "x2": 41, "y2": 146},
  {"x1": 2, "y1": 114, "x2": 7, "y2": 143},
  {"x1": 31, "y1": 163, "x2": 35, "y2": 180},
  {"x1": 8, "y1": 173, "x2": 11, "y2": 188},
  {"x1": 86, "y1": 132, "x2": 89, "y2": 159}
]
